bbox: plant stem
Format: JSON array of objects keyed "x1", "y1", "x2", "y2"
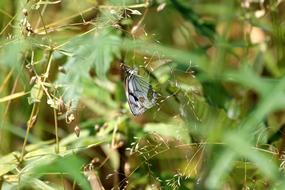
[
  {"x1": 0, "y1": 176, "x2": 3, "y2": 190},
  {"x1": 19, "y1": 50, "x2": 53, "y2": 162},
  {"x1": 20, "y1": 102, "x2": 38, "y2": 162},
  {"x1": 54, "y1": 108, "x2": 59, "y2": 153},
  {"x1": 99, "y1": 2, "x2": 149, "y2": 9}
]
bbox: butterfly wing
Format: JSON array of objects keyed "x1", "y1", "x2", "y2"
[
  {"x1": 125, "y1": 72, "x2": 157, "y2": 116},
  {"x1": 132, "y1": 75, "x2": 157, "y2": 108}
]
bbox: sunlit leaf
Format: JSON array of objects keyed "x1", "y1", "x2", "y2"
[{"x1": 144, "y1": 122, "x2": 191, "y2": 143}]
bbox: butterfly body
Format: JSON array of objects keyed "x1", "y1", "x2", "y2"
[{"x1": 122, "y1": 64, "x2": 157, "y2": 116}]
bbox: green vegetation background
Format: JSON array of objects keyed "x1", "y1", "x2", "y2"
[{"x1": 1, "y1": 0, "x2": 285, "y2": 189}]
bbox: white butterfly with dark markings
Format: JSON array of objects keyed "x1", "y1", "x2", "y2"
[{"x1": 121, "y1": 64, "x2": 157, "y2": 116}]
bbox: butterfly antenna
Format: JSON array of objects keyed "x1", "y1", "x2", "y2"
[{"x1": 120, "y1": 62, "x2": 130, "y2": 71}]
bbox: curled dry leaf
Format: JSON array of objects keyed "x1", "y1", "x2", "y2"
[
  {"x1": 58, "y1": 66, "x2": 66, "y2": 74},
  {"x1": 157, "y1": 3, "x2": 166, "y2": 12},
  {"x1": 22, "y1": 8, "x2": 28, "y2": 16},
  {"x1": 74, "y1": 125, "x2": 80, "y2": 137},
  {"x1": 127, "y1": 8, "x2": 142, "y2": 15},
  {"x1": 29, "y1": 76, "x2": 37, "y2": 85},
  {"x1": 131, "y1": 24, "x2": 140, "y2": 35},
  {"x1": 66, "y1": 113, "x2": 75, "y2": 124}
]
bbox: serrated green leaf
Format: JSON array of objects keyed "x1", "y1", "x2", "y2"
[{"x1": 56, "y1": 29, "x2": 121, "y2": 108}]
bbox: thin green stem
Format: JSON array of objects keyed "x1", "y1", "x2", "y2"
[
  {"x1": 20, "y1": 50, "x2": 53, "y2": 162},
  {"x1": 37, "y1": 8, "x2": 48, "y2": 35},
  {"x1": 43, "y1": 50, "x2": 53, "y2": 80},
  {"x1": 20, "y1": 102, "x2": 37, "y2": 161}
]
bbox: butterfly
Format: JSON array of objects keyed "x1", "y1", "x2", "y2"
[{"x1": 121, "y1": 64, "x2": 157, "y2": 116}]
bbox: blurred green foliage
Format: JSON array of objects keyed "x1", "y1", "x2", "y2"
[{"x1": 1, "y1": 0, "x2": 285, "y2": 189}]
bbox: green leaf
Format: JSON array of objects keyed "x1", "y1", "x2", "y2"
[
  {"x1": 225, "y1": 132, "x2": 280, "y2": 181},
  {"x1": 170, "y1": 0, "x2": 216, "y2": 39},
  {"x1": 23, "y1": 154, "x2": 91, "y2": 190},
  {"x1": 26, "y1": 179, "x2": 57, "y2": 190},
  {"x1": 56, "y1": 29, "x2": 121, "y2": 107},
  {"x1": 0, "y1": 152, "x2": 19, "y2": 176},
  {"x1": 0, "y1": 39, "x2": 28, "y2": 69},
  {"x1": 92, "y1": 30, "x2": 121, "y2": 78},
  {"x1": 205, "y1": 148, "x2": 236, "y2": 189},
  {"x1": 144, "y1": 122, "x2": 191, "y2": 143},
  {"x1": 28, "y1": 83, "x2": 43, "y2": 104}
]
